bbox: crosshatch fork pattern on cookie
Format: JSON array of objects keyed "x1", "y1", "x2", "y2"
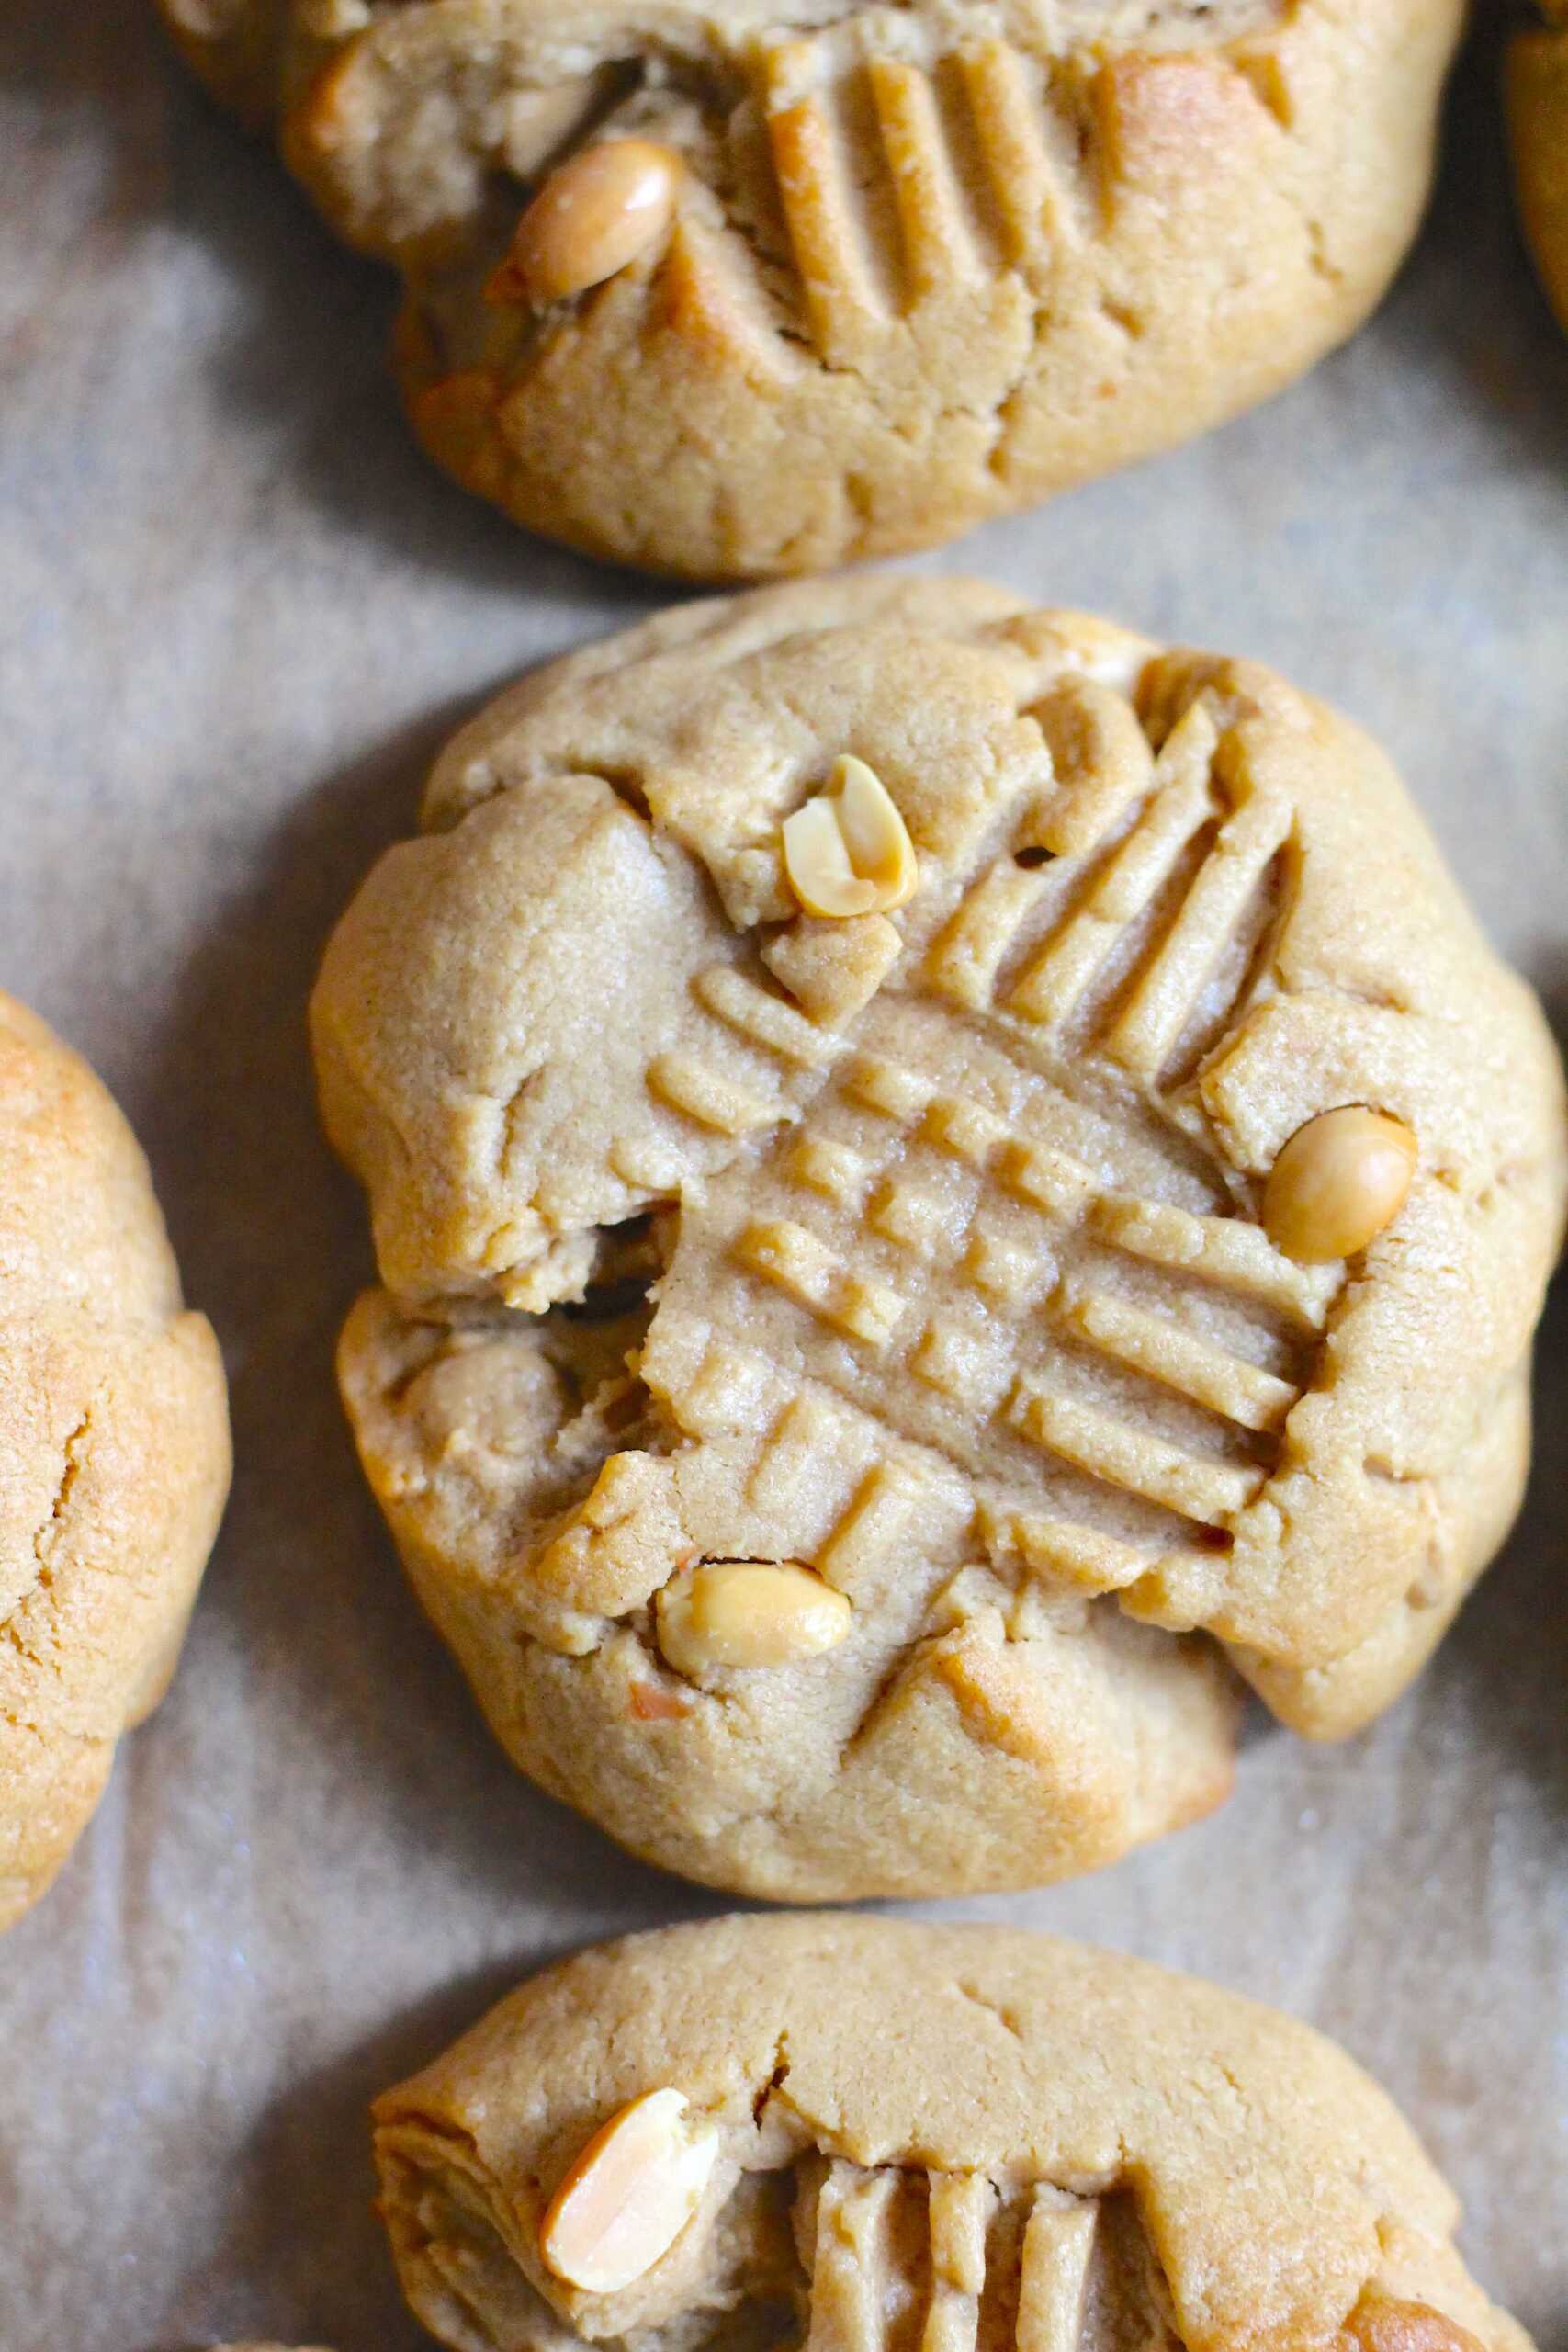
[
  {"x1": 789, "y1": 2156, "x2": 1168, "y2": 2352},
  {"x1": 633, "y1": 670, "x2": 1326, "y2": 1624}
]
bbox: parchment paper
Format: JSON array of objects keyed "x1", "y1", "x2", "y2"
[{"x1": 1, "y1": 9, "x2": 1564, "y2": 2350}]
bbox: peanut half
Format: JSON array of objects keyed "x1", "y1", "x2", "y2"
[
  {"x1": 539, "y1": 2088, "x2": 719, "y2": 2295},
  {"x1": 497, "y1": 141, "x2": 684, "y2": 306},
  {"x1": 782, "y1": 756, "x2": 918, "y2": 919},
  {"x1": 1262, "y1": 1105, "x2": 1417, "y2": 1264},
  {"x1": 656, "y1": 1561, "x2": 852, "y2": 1678}
]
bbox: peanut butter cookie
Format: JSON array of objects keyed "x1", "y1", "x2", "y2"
[
  {"x1": 373, "y1": 1915, "x2": 1532, "y2": 2352},
  {"x1": 1509, "y1": 4, "x2": 1568, "y2": 334},
  {"x1": 0, "y1": 992, "x2": 231, "y2": 1931},
  {"x1": 311, "y1": 579, "x2": 1566, "y2": 1902},
  {"x1": 160, "y1": 0, "x2": 1463, "y2": 578}
]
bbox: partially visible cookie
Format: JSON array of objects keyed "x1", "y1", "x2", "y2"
[
  {"x1": 1509, "y1": 4, "x2": 1568, "y2": 333},
  {"x1": 0, "y1": 992, "x2": 231, "y2": 1932},
  {"x1": 312, "y1": 579, "x2": 1567, "y2": 1902},
  {"x1": 160, "y1": 0, "x2": 1464, "y2": 578},
  {"x1": 373, "y1": 1915, "x2": 1532, "y2": 2352}
]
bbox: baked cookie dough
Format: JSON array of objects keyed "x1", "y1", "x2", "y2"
[
  {"x1": 373, "y1": 1915, "x2": 1532, "y2": 2352},
  {"x1": 312, "y1": 578, "x2": 1566, "y2": 1902},
  {"x1": 0, "y1": 992, "x2": 230, "y2": 1931},
  {"x1": 1508, "y1": 4, "x2": 1568, "y2": 334},
  {"x1": 160, "y1": 0, "x2": 1463, "y2": 579}
]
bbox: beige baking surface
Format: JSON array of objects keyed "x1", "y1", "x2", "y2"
[{"x1": 1, "y1": 9, "x2": 1564, "y2": 2352}]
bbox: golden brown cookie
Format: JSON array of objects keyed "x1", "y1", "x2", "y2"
[
  {"x1": 160, "y1": 0, "x2": 1463, "y2": 579},
  {"x1": 311, "y1": 579, "x2": 1566, "y2": 1902},
  {"x1": 1508, "y1": 3, "x2": 1568, "y2": 333},
  {"x1": 373, "y1": 1915, "x2": 1531, "y2": 2352},
  {"x1": 0, "y1": 992, "x2": 231, "y2": 1932}
]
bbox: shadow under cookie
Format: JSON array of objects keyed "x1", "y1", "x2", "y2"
[{"x1": 1507, "y1": 5, "x2": 1568, "y2": 335}]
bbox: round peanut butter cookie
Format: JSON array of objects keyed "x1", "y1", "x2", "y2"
[
  {"x1": 373, "y1": 1915, "x2": 1532, "y2": 2352},
  {"x1": 1509, "y1": 4, "x2": 1568, "y2": 334},
  {"x1": 312, "y1": 579, "x2": 1566, "y2": 1902},
  {"x1": 0, "y1": 992, "x2": 231, "y2": 1932},
  {"x1": 159, "y1": 0, "x2": 1463, "y2": 579}
]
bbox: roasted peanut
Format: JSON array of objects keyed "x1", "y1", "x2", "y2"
[
  {"x1": 539, "y1": 2087, "x2": 718, "y2": 2294},
  {"x1": 1263, "y1": 1106, "x2": 1417, "y2": 1263},
  {"x1": 499, "y1": 141, "x2": 684, "y2": 306},
  {"x1": 782, "y1": 756, "x2": 918, "y2": 919},
  {"x1": 656, "y1": 1561, "x2": 852, "y2": 1677}
]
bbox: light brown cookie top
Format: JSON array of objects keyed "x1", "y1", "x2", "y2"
[
  {"x1": 160, "y1": 0, "x2": 1464, "y2": 578},
  {"x1": 312, "y1": 578, "x2": 1566, "y2": 1901},
  {"x1": 0, "y1": 992, "x2": 231, "y2": 1933},
  {"x1": 373, "y1": 1915, "x2": 1530, "y2": 2352},
  {"x1": 1508, "y1": 2, "x2": 1568, "y2": 334}
]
